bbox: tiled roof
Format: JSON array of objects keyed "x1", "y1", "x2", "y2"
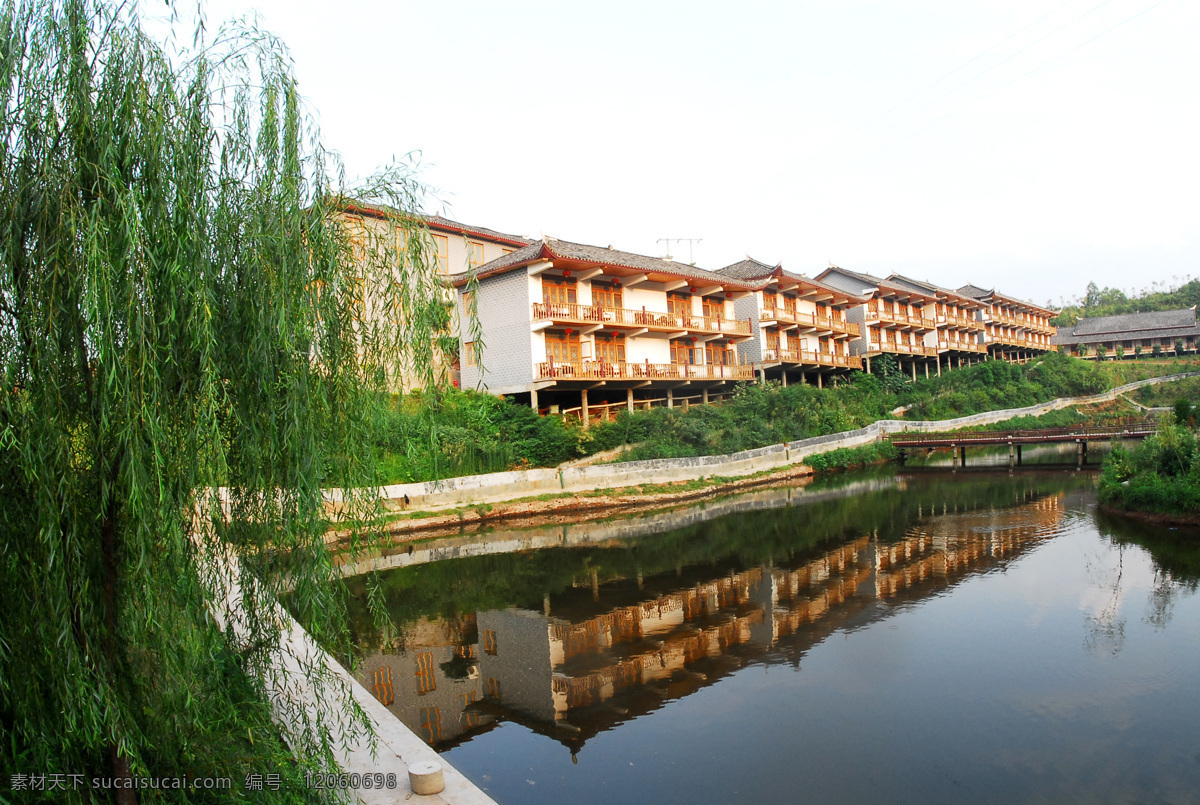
[
  {"x1": 716, "y1": 258, "x2": 779, "y2": 280},
  {"x1": 448, "y1": 238, "x2": 764, "y2": 289},
  {"x1": 422, "y1": 215, "x2": 534, "y2": 247},
  {"x1": 335, "y1": 201, "x2": 533, "y2": 247},
  {"x1": 717, "y1": 260, "x2": 866, "y2": 304},
  {"x1": 1070, "y1": 307, "x2": 1198, "y2": 336},
  {"x1": 818, "y1": 265, "x2": 889, "y2": 288},
  {"x1": 956, "y1": 283, "x2": 1055, "y2": 316},
  {"x1": 888, "y1": 274, "x2": 983, "y2": 307}
]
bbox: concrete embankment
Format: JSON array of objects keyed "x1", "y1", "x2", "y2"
[{"x1": 324, "y1": 371, "x2": 1198, "y2": 518}]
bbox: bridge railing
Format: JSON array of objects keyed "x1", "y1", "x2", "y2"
[{"x1": 889, "y1": 416, "x2": 1162, "y2": 447}]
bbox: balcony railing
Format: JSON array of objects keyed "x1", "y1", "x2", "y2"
[
  {"x1": 939, "y1": 313, "x2": 985, "y2": 331},
  {"x1": 759, "y1": 308, "x2": 862, "y2": 337},
  {"x1": 532, "y1": 302, "x2": 751, "y2": 336},
  {"x1": 865, "y1": 307, "x2": 937, "y2": 329},
  {"x1": 937, "y1": 338, "x2": 987, "y2": 353},
  {"x1": 764, "y1": 349, "x2": 862, "y2": 369},
  {"x1": 535, "y1": 360, "x2": 754, "y2": 382},
  {"x1": 866, "y1": 341, "x2": 939, "y2": 357}
]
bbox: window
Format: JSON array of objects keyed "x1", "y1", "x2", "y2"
[
  {"x1": 667, "y1": 293, "x2": 692, "y2": 320},
  {"x1": 432, "y1": 234, "x2": 449, "y2": 273},
  {"x1": 545, "y1": 332, "x2": 581, "y2": 364},
  {"x1": 542, "y1": 277, "x2": 577, "y2": 306},
  {"x1": 762, "y1": 291, "x2": 778, "y2": 314},
  {"x1": 670, "y1": 339, "x2": 698, "y2": 365},
  {"x1": 706, "y1": 342, "x2": 733, "y2": 366},
  {"x1": 486, "y1": 678, "x2": 501, "y2": 699},
  {"x1": 419, "y1": 707, "x2": 441, "y2": 743},
  {"x1": 464, "y1": 341, "x2": 478, "y2": 367},
  {"x1": 372, "y1": 665, "x2": 394, "y2": 706},
  {"x1": 766, "y1": 329, "x2": 779, "y2": 353},
  {"x1": 462, "y1": 290, "x2": 473, "y2": 313},
  {"x1": 415, "y1": 652, "x2": 436, "y2": 695},
  {"x1": 592, "y1": 283, "x2": 622, "y2": 310},
  {"x1": 462, "y1": 691, "x2": 479, "y2": 728},
  {"x1": 483, "y1": 629, "x2": 498, "y2": 656},
  {"x1": 782, "y1": 295, "x2": 796, "y2": 318},
  {"x1": 467, "y1": 240, "x2": 486, "y2": 269},
  {"x1": 595, "y1": 333, "x2": 626, "y2": 363},
  {"x1": 702, "y1": 297, "x2": 724, "y2": 320}
]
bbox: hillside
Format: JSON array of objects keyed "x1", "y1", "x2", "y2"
[{"x1": 1053, "y1": 279, "x2": 1200, "y2": 327}]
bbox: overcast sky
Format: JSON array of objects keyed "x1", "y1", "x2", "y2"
[{"x1": 184, "y1": 0, "x2": 1198, "y2": 308}]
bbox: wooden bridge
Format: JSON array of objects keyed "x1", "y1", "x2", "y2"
[{"x1": 891, "y1": 418, "x2": 1160, "y2": 466}]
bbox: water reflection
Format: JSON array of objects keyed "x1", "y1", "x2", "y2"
[{"x1": 348, "y1": 472, "x2": 1080, "y2": 754}]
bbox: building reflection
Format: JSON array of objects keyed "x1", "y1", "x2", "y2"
[{"x1": 356, "y1": 491, "x2": 1065, "y2": 754}]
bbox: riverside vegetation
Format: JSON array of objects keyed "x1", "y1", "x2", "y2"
[
  {"x1": 1099, "y1": 401, "x2": 1200, "y2": 520},
  {"x1": 373, "y1": 352, "x2": 1197, "y2": 483}
]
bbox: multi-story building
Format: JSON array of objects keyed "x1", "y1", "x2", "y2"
[
  {"x1": 715, "y1": 258, "x2": 864, "y2": 387},
  {"x1": 956, "y1": 285, "x2": 1057, "y2": 362},
  {"x1": 450, "y1": 238, "x2": 760, "y2": 421},
  {"x1": 1050, "y1": 308, "x2": 1200, "y2": 359},
  {"x1": 334, "y1": 203, "x2": 533, "y2": 389},
  {"x1": 815, "y1": 266, "x2": 941, "y2": 378},
  {"x1": 884, "y1": 274, "x2": 988, "y2": 372}
]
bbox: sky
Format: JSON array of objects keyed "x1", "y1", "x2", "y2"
[{"x1": 176, "y1": 0, "x2": 1198, "y2": 309}]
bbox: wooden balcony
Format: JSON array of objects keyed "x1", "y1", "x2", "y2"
[
  {"x1": 759, "y1": 308, "x2": 861, "y2": 337},
  {"x1": 866, "y1": 341, "x2": 939, "y2": 357},
  {"x1": 532, "y1": 302, "x2": 751, "y2": 337},
  {"x1": 764, "y1": 349, "x2": 862, "y2": 369},
  {"x1": 939, "y1": 312, "x2": 985, "y2": 331},
  {"x1": 937, "y1": 338, "x2": 987, "y2": 353},
  {"x1": 535, "y1": 360, "x2": 755, "y2": 382},
  {"x1": 865, "y1": 307, "x2": 937, "y2": 330}
]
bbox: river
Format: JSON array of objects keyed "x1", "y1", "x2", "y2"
[{"x1": 341, "y1": 451, "x2": 1200, "y2": 804}]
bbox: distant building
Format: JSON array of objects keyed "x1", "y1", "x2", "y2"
[
  {"x1": 956, "y1": 285, "x2": 1057, "y2": 362},
  {"x1": 449, "y1": 237, "x2": 762, "y2": 420},
  {"x1": 716, "y1": 258, "x2": 864, "y2": 387},
  {"x1": 1050, "y1": 307, "x2": 1200, "y2": 359}
]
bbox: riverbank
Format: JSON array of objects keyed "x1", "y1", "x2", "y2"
[
  {"x1": 1098, "y1": 504, "x2": 1200, "y2": 528},
  {"x1": 331, "y1": 464, "x2": 819, "y2": 545}
]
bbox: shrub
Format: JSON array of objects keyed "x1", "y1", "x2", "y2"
[{"x1": 1152, "y1": 344, "x2": 1163, "y2": 358}]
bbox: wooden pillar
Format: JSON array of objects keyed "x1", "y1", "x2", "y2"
[
  {"x1": 1016, "y1": 444, "x2": 1022, "y2": 465},
  {"x1": 910, "y1": 361, "x2": 917, "y2": 382},
  {"x1": 581, "y1": 389, "x2": 589, "y2": 430},
  {"x1": 865, "y1": 356, "x2": 871, "y2": 373},
  {"x1": 530, "y1": 387, "x2": 539, "y2": 411},
  {"x1": 817, "y1": 373, "x2": 823, "y2": 389},
  {"x1": 937, "y1": 358, "x2": 942, "y2": 377},
  {"x1": 667, "y1": 388, "x2": 674, "y2": 408},
  {"x1": 627, "y1": 388, "x2": 634, "y2": 412},
  {"x1": 924, "y1": 363, "x2": 929, "y2": 379},
  {"x1": 681, "y1": 398, "x2": 689, "y2": 412},
  {"x1": 781, "y1": 371, "x2": 787, "y2": 387},
  {"x1": 702, "y1": 388, "x2": 709, "y2": 404}
]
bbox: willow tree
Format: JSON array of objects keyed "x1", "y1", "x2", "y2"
[{"x1": 0, "y1": 1, "x2": 449, "y2": 801}]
